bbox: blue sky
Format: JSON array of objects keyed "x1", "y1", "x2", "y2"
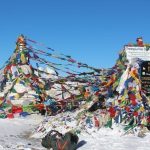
[{"x1": 0, "y1": 0, "x2": 150, "y2": 69}]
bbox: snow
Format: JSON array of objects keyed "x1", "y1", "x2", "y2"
[
  {"x1": 0, "y1": 114, "x2": 45, "y2": 150},
  {"x1": 0, "y1": 114, "x2": 150, "y2": 150},
  {"x1": 79, "y1": 128, "x2": 150, "y2": 150}
]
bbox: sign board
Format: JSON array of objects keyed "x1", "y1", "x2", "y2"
[
  {"x1": 140, "y1": 61, "x2": 150, "y2": 96},
  {"x1": 125, "y1": 46, "x2": 150, "y2": 63}
]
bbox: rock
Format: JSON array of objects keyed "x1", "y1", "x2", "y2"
[{"x1": 138, "y1": 131, "x2": 146, "y2": 138}]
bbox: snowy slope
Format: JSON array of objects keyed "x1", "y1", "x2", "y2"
[
  {"x1": 0, "y1": 115, "x2": 150, "y2": 150},
  {"x1": 0, "y1": 114, "x2": 45, "y2": 150}
]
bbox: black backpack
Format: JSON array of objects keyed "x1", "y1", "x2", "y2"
[{"x1": 41, "y1": 130, "x2": 79, "y2": 150}]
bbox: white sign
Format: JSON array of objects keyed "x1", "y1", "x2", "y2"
[{"x1": 125, "y1": 46, "x2": 150, "y2": 63}]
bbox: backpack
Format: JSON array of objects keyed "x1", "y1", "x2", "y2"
[{"x1": 41, "y1": 130, "x2": 79, "y2": 150}]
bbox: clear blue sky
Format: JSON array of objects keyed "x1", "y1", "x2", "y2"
[{"x1": 0, "y1": 0, "x2": 150, "y2": 69}]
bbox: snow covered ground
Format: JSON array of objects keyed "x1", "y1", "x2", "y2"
[
  {"x1": 0, "y1": 114, "x2": 45, "y2": 150},
  {"x1": 79, "y1": 128, "x2": 150, "y2": 150},
  {"x1": 0, "y1": 114, "x2": 150, "y2": 150}
]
